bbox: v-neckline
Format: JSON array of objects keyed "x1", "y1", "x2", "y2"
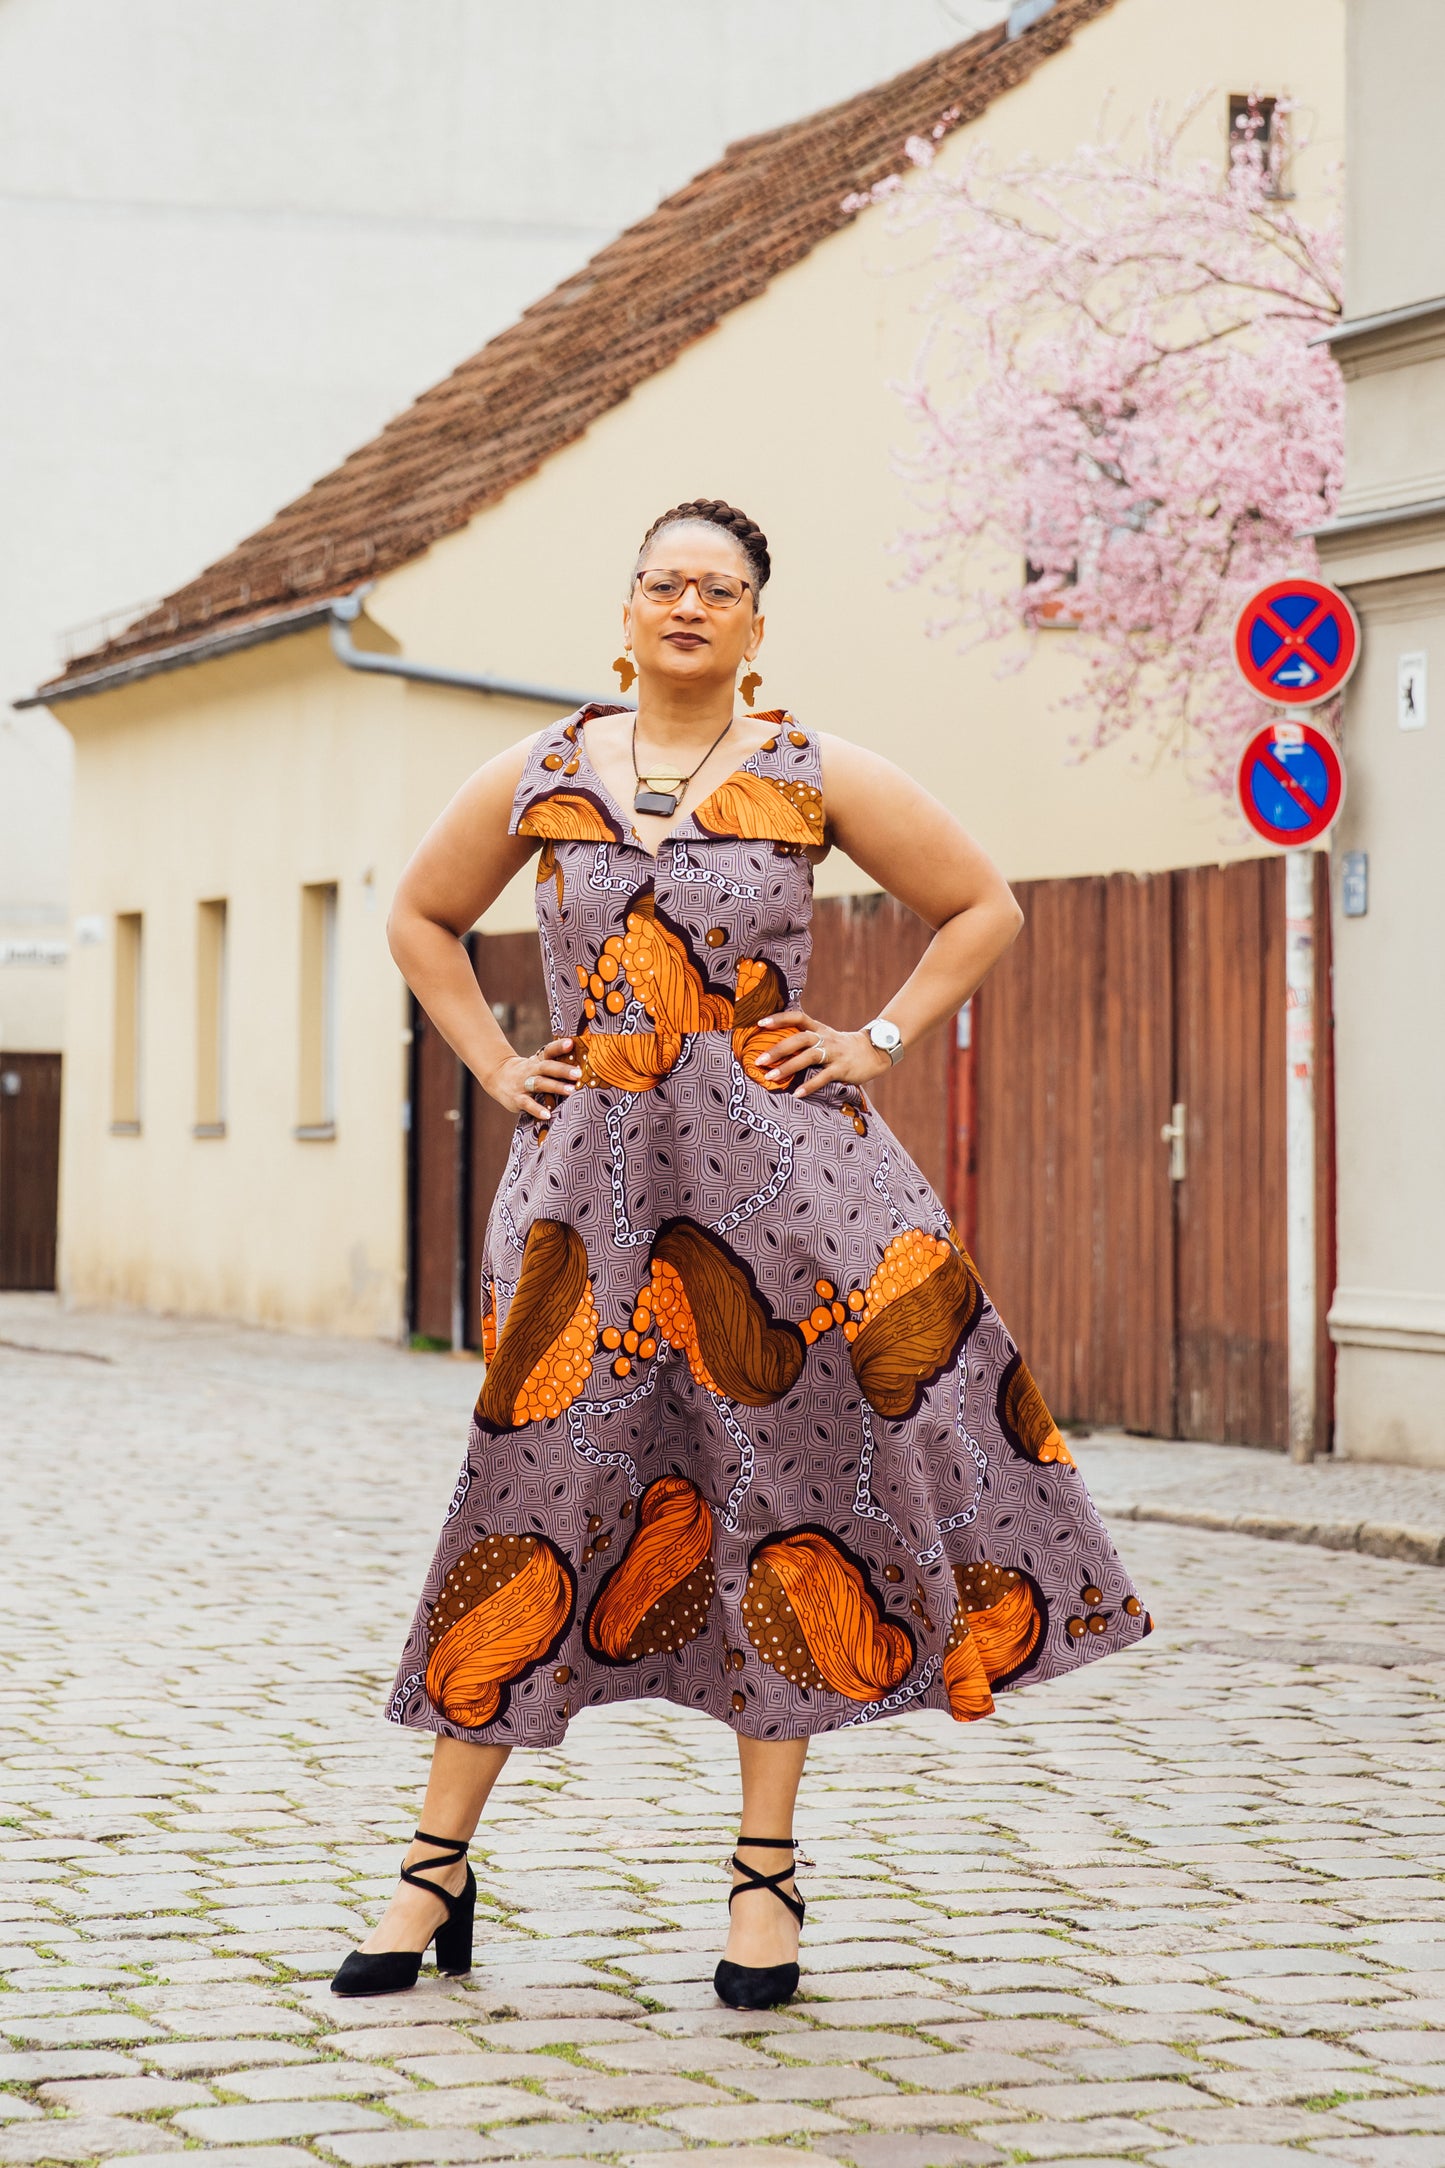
[{"x1": 575, "y1": 711, "x2": 765, "y2": 860}]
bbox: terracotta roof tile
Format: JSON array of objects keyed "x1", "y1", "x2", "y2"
[{"x1": 52, "y1": 0, "x2": 1118, "y2": 688}]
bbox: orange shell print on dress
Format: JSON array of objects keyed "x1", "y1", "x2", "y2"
[
  {"x1": 693, "y1": 770, "x2": 825, "y2": 849},
  {"x1": 619, "y1": 887, "x2": 733, "y2": 1035},
  {"x1": 731, "y1": 958, "x2": 793, "y2": 1089},
  {"x1": 516, "y1": 789, "x2": 621, "y2": 843},
  {"x1": 953, "y1": 1559, "x2": 1046, "y2": 1687},
  {"x1": 647, "y1": 1219, "x2": 805, "y2": 1406},
  {"x1": 476, "y1": 1220, "x2": 598, "y2": 1431},
  {"x1": 996, "y1": 1350, "x2": 1075, "y2": 1465},
  {"x1": 536, "y1": 839, "x2": 565, "y2": 910},
  {"x1": 942, "y1": 1609, "x2": 995, "y2": 1723},
  {"x1": 848, "y1": 1229, "x2": 984, "y2": 1419},
  {"x1": 743, "y1": 1527, "x2": 914, "y2": 1701},
  {"x1": 584, "y1": 1476, "x2": 716, "y2": 1662},
  {"x1": 425, "y1": 1531, "x2": 576, "y2": 1728},
  {"x1": 572, "y1": 1029, "x2": 682, "y2": 1093}
]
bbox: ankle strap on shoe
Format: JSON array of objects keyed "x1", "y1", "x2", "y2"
[
  {"x1": 727, "y1": 1844, "x2": 806, "y2": 1927},
  {"x1": 413, "y1": 1827, "x2": 469, "y2": 1857},
  {"x1": 735, "y1": 1834, "x2": 796, "y2": 1847},
  {"x1": 400, "y1": 1829, "x2": 471, "y2": 1920}
]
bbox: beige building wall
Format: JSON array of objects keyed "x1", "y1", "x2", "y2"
[
  {"x1": 1343, "y1": 0, "x2": 1445, "y2": 320},
  {"x1": 61, "y1": 632, "x2": 551, "y2": 1335},
  {"x1": 56, "y1": 0, "x2": 1346, "y2": 1338},
  {"x1": 1317, "y1": 0, "x2": 1445, "y2": 1464}
]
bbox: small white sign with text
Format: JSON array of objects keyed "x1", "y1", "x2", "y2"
[{"x1": 1398, "y1": 650, "x2": 1428, "y2": 731}]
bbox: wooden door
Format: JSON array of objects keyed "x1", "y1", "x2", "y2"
[
  {"x1": 971, "y1": 860, "x2": 1330, "y2": 1452},
  {"x1": 0, "y1": 1053, "x2": 62, "y2": 1291},
  {"x1": 1172, "y1": 857, "x2": 1288, "y2": 1445},
  {"x1": 408, "y1": 1002, "x2": 464, "y2": 1344},
  {"x1": 972, "y1": 874, "x2": 1175, "y2": 1437}
]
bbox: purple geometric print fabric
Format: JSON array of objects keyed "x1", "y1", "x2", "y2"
[{"x1": 387, "y1": 707, "x2": 1149, "y2": 1748}]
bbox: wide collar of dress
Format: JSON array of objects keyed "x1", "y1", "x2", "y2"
[{"x1": 510, "y1": 703, "x2": 825, "y2": 857}]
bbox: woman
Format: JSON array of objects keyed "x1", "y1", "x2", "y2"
[{"x1": 333, "y1": 498, "x2": 1148, "y2": 2009}]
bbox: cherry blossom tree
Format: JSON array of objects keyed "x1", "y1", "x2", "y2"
[{"x1": 853, "y1": 101, "x2": 1344, "y2": 796}]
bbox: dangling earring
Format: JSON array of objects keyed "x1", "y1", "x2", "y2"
[
  {"x1": 739, "y1": 666, "x2": 762, "y2": 708},
  {"x1": 612, "y1": 651, "x2": 636, "y2": 694}
]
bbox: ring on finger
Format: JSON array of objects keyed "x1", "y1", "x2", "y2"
[{"x1": 525, "y1": 1075, "x2": 538, "y2": 1092}]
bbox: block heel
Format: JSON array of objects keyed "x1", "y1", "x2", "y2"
[{"x1": 433, "y1": 1864, "x2": 476, "y2": 1975}]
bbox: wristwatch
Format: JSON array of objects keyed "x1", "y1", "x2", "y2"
[{"x1": 864, "y1": 1017, "x2": 904, "y2": 1065}]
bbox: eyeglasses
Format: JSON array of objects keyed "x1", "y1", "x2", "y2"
[{"x1": 635, "y1": 569, "x2": 754, "y2": 608}]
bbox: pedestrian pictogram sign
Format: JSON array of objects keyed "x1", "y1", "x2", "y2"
[
  {"x1": 1233, "y1": 577, "x2": 1360, "y2": 706},
  {"x1": 1236, "y1": 718, "x2": 1345, "y2": 847}
]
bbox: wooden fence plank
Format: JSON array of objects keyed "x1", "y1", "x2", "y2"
[{"x1": 408, "y1": 1004, "x2": 461, "y2": 1343}]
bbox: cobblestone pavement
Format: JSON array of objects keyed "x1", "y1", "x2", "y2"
[{"x1": 3, "y1": 1293, "x2": 1445, "y2": 2168}]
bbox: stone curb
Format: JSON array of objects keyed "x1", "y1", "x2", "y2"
[{"x1": 1096, "y1": 1498, "x2": 1445, "y2": 1566}]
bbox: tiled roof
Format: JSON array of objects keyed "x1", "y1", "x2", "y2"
[{"x1": 50, "y1": 0, "x2": 1118, "y2": 691}]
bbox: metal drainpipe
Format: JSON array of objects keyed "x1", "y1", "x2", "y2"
[{"x1": 328, "y1": 588, "x2": 628, "y2": 708}]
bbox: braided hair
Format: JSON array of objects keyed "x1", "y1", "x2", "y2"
[{"x1": 635, "y1": 498, "x2": 771, "y2": 596}]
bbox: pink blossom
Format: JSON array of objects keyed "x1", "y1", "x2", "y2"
[{"x1": 871, "y1": 101, "x2": 1344, "y2": 797}]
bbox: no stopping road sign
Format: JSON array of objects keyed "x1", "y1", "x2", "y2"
[
  {"x1": 1236, "y1": 718, "x2": 1345, "y2": 847},
  {"x1": 1234, "y1": 577, "x2": 1361, "y2": 707}
]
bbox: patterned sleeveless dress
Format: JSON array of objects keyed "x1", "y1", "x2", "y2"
[{"x1": 387, "y1": 706, "x2": 1149, "y2": 1749}]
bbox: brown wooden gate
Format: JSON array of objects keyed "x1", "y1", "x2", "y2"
[
  {"x1": 970, "y1": 857, "x2": 1333, "y2": 1452},
  {"x1": 0, "y1": 1052, "x2": 62, "y2": 1291}
]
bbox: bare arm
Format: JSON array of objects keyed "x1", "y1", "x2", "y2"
[
  {"x1": 387, "y1": 735, "x2": 583, "y2": 1121},
  {"x1": 757, "y1": 734, "x2": 1024, "y2": 1096}
]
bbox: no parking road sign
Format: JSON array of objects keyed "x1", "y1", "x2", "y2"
[
  {"x1": 1234, "y1": 576, "x2": 1360, "y2": 706},
  {"x1": 1236, "y1": 718, "x2": 1345, "y2": 847}
]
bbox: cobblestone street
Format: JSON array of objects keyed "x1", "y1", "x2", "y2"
[{"x1": 4, "y1": 1295, "x2": 1445, "y2": 2168}]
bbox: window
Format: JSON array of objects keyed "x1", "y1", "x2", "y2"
[
  {"x1": 1024, "y1": 558, "x2": 1080, "y2": 628},
  {"x1": 297, "y1": 882, "x2": 338, "y2": 1137},
  {"x1": 1228, "y1": 94, "x2": 1290, "y2": 198},
  {"x1": 195, "y1": 899, "x2": 228, "y2": 1136},
  {"x1": 112, "y1": 912, "x2": 143, "y2": 1133}
]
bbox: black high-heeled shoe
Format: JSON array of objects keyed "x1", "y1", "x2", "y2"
[
  {"x1": 713, "y1": 1834, "x2": 805, "y2": 2010},
  {"x1": 330, "y1": 1828, "x2": 476, "y2": 1998}
]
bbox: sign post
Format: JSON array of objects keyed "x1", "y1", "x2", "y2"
[
  {"x1": 1283, "y1": 853, "x2": 1317, "y2": 1467},
  {"x1": 1232, "y1": 575, "x2": 1357, "y2": 1463}
]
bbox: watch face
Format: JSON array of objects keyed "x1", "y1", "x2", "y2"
[{"x1": 869, "y1": 1020, "x2": 902, "y2": 1053}]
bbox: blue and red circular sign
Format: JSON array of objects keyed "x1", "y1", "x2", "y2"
[
  {"x1": 1233, "y1": 576, "x2": 1360, "y2": 706},
  {"x1": 1236, "y1": 718, "x2": 1345, "y2": 846}
]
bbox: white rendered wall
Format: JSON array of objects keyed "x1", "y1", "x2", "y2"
[
  {"x1": 1316, "y1": 0, "x2": 1445, "y2": 1463},
  {"x1": 0, "y1": 0, "x2": 1003, "y2": 1050}
]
